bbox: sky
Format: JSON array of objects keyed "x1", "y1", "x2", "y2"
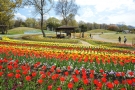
[{"x1": 15, "y1": 0, "x2": 135, "y2": 26}]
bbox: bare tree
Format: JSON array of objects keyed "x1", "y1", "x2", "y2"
[
  {"x1": 55, "y1": 0, "x2": 79, "y2": 25},
  {"x1": 23, "y1": 0, "x2": 54, "y2": 37}
]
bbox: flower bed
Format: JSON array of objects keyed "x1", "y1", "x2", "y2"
[{"x1": 0, "y1": 38, "x2": 135, "y2": 90}]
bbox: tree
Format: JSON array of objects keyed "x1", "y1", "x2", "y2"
[
  {"x1": 14, "y1": 17, "x2": 23, "y2": 27},
  {"x1": 0, "y1": 0, "x2": 22, "y2": 34},
  {"x1": 25, "y1": 18, "x2": 36, "y2": 28},
  {"x1": 107, "y1": 24, "x2": 119, "y2": 31},
  {"x1": 78, "y1": 21, "x2": 87, "y2": 38},
  {"x1": 93, "y1": 22, "x2": 100, "y2": 29},
  {"x1": 67, "y1": 14, "x2": 78, "y2": 26},
  {"x1": 55, "y1": 0, "x2": 79, "y2": 25},
  {"x1": 23, "y1": 0, "x2": 54, "y2": 37},
  {"x1": 46, "y1": 17, "x2": 61, "y2": 31}
]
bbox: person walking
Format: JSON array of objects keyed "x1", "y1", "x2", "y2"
[
  {"x1": 90, "y1": 33, "x2": 91, "y2": 38},
  {"x1": 124, "y1": 36, "x2": 127, "y2": 44},
  {"x1": 90, "y1": 33, "x2": 93, "y2": 39},
  {"x1": 118, "y1": 36, "x2": 121, "y2": 43}
]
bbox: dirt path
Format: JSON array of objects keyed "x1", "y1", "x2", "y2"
[{"x1": 79, "y1": 40, "x2": 92, "y2": 46}]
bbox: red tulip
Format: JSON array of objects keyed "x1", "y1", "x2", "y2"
[
  {"x1": 64, "y1": 71, "x2": 69, "y2": 76},
  {"x1": 7, "y1": 65, "x2": 13, "y2": 70},
  {"x1": 90, "y1": 73, "x2": 94, "y2": 78},
  {"x1": 16, "y1": 69, "x2": 20, "y2": 73},
  {"x1": 114, "y1": 80, "x2": 119, "y2": 85},
  {"x1": 47, "y1": 72, "x2": 51, "y2": 76},
  {"x1": 15, "y1": 73, "x2": 21, "y2": 79},
  {"x1": 60, "y1": 76, "x2": 65, "y2": 82},
  {"x1": 73, "y1": 77, "x2": 79, "y2": 83},
  {"x1": 94, "y1": 79, "x2": 99, "y2": 85},
  {"x1": 67, "y1": 66, "x2": 71, "y2": 70},
  {"x1": 127, "y1": 79, "x2": 133, "y2": 85},
  {"x1": 7, "y1": 72, "x2": 14, "y2": 78},
  {"x1": 82, "y1": 74, "x2": 87, "y2": 79},
  {"x1": 21, "y1": 65, "x2": 27, "y2": 71},
  {"x1": 25, "y1": 75, "x2": 31, "y2": 81},
  {"x1": 51, "y1": 74, "x2": 59, "y2": 80},
  {"x1": 83, "y1": 78, "x2": 89, "y2": 85},
  {"x1": 121, "y1": 72, "x2": 125, "y2": 76},
  {"x1": 116, "y1": 73, "x2": 121, "y2": 77},
  {"x1": 128, "y1": 72, "x2": 134, "y2": 76},
  {"x1": 97, "y1": 82, "x2": 102, "y2": 88},
  {"x1": 41, "y1": 74, "x2": 46, "y2": 79},
  {"x1": 32, "y1": 72, "x2": 37, "y2": 77},
  {"x1": 56, "y1": 69, "x2": 61, "y2": 73},
  {"x1": 101, "y1": 77, "x2": 107, "y2": 83},
  {"x1": 42, "y1": 65, "x2": 46, "y2": 70},
  {"x1": 75, "y1": 69, "x2": 79, "y2": 74},
  {"x1": 103, "y1": 73, "x2": 107, "y2": 77},
  {"x1": 81, "y1": 68, "x2": 86, "y2": 73},
  {"x1": 96, "y1": 87, "x2": 101, "y2": 90},
  {"x1": 106, "y1": 82, "x2": 114, "y2": 89},
  {"x1": 68, "y1": 82, "x2": 74, "y2": 89},
  {"x1": 48, "y1": 85, "x2": 52, "y2": 90},
  {"x1": 57, "y1": 87, "x2": 62, "y2": 90},
  {"x1": 37, "y1": 79, "x2": 43, "y2": 84},
  {"x1": 90, "y1": 70, "x2": 94, "y2": 74},
  {"x1": 22, "y1": 70, "x2": 28, "y2": 75},
  {"x1": 132, "y1": 78, "x2": 135, "y2": 82},
  {"x1": 0, "y1": 65, "x2": 2, "y2": 69},
  {"x1": 99, "y1": 69, "x2": 104, "y2": 73},
  {"x1": 122, "y1": 80, "x2": 126, "y2": 84}
]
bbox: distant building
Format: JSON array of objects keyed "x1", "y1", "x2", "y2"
[{"x1": 122, "y1": 30, "x2": 130, "y2": 34}]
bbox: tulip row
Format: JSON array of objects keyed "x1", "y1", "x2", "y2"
[
  {"x1": 0, "y1": 38, "x2": 135, "y2": 90},
  {"x1": 1, "y1": 38, "x2": 134, "y2": 55},
  {"x1": 0, "y1": 58, "x2": 135, "y2": 90}
]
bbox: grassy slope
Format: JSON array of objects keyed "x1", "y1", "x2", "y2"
[
  {"x1": 7, "y1": 27, "x2": 40, "y2": 34},
  {"x1": 7, "y1": 27, "x2": 55, "y2": 35}
]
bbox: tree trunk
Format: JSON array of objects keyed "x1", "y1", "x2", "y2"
[{"x1": 41, "y1": 14, "x2": 46, "y2": 37}]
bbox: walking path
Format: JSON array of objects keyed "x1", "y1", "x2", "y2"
[
  {"x1": 92, "y1": 34, "x2": 132, "y2": 45},
  {"x1": 77, "y1": 33, "x2": 133, "y2": 46},
  {"x1": 79, "y1": 40, "x2": 92, "y2": 46}
]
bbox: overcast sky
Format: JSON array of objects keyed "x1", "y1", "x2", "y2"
[{"x1": 15, "y1": 0, "x2": 135, "y2": 26}]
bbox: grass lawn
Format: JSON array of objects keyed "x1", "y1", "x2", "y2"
[
  {"x1": 87, "y1": 29, "x2": 116, "y2": 34},
  {"x1": 100, "y1": 34, "x2": 135, "y2": 44},
  {"x1": 73, "y1": 29, "x2": 116, "y2": 38}
]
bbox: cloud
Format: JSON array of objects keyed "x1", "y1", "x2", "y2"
[
  {"x1": 75, "y1": 6, "x2": 95, "y2": 22},
  {"x1": 14, "y1": 13, "x2": 27, "y2": 21},
  {"x1": 74, "y1": 0, "x2": 135, "y2": 26},
  {"x1": 107, "y1": 13, "x2": 135, "y2": 25},
  {"x1": 76, "y1": 0, "x2": 135, "y2": 12},
  {"x1": 24, "y1": 6, "x2": 33, "y2": 9}
]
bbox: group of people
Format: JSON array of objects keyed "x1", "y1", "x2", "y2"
[{"x1": 118, "y1": 36, "x2": 127, "y2": 44}]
